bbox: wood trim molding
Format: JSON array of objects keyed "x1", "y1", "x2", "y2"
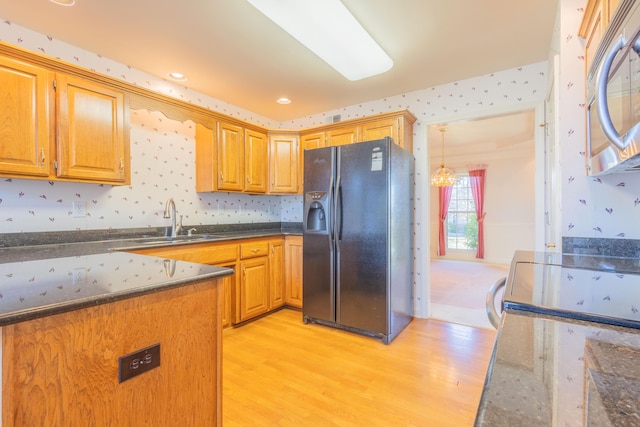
[
  {"x1": 0, "y1": 41, "x2": 263, "y2": 132},
  {"x1": 298, "y1": 109, "x2": 417, "y2": 136}
]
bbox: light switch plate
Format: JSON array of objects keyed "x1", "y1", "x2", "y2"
[{"x1": 72, "y1": 200, "x2": 86, "y2": 217}]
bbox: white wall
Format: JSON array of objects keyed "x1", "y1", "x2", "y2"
[{"x1": 428, "y1": 141, "x2": 536, "y2": 265}]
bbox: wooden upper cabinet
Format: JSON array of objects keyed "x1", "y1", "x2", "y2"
[
  {"x1": 302, "y1": 110, "x2": 415, "y2": 152},
  {"x1": 217, "y1": 120, "x2": 244, "y2": 191},
  {"x1": 56, "y1": 74, "x2": 129, "y2": 183},
  {"x1": 301, "y1": 132, "x2": 325, "y2": 150},
  {"x1": 580, "y1": 0, "x2": 606, "y2": 77},
  {"x1": 195, "y1": 123, "x2": 216, "y2": 192},
  {"x1": 361, "y1": 118, "x2": 396, "y2": 142},
  {"x1": 360, "y1": 115, "x2": 414, "y2": 152},
  {"x1": 0, "y1": 56, "x2": 130, "y2": 185},
  {"x1": 0, "y1": 56, "x2": 53, "y2": 177},
  {"x1": 269, "y1": 133, "x2": 300, "y2": 194},
  {"x1": 326, "y1": 125, "x2": 359, "y2": 146},
  {"x1": 245, "y1": 129, "x2": 268, "y2": 193},
  {"x1": 579, "y1": 0, "x2": 623, "y2": 77}
]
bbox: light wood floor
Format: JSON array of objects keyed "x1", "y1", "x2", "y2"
[{"x1": 223, "y1": 309, "x2": 496, "y2": 427}]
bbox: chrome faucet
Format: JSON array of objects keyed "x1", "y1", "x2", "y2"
[{"x1": 163, "y1": 198, "x2": 183, "y2": 237}]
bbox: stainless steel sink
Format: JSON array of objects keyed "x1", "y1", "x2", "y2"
[
  {"x1": 110, "y1": 234, "x2": 225, "y2": 250},
  {"x1": 140, "y1": 236, "x2": 208, "y2": 244}
]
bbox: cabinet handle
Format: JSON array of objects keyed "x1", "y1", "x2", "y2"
[
  {"x1": 247, "y1": 177, "x2": 250, "y2": 183},
  {"x1": 251, "y1": 248, "x2": 260, "y2": 253},
  {"x1": 40, "y1": 149, "x2": 46, "y2": 168},
  {"x1": 120, "y1": 158, "x2": 125, "y2": 174},
  {"x1": 219, "y1": 172, "x2": 224, "y2": 182}
]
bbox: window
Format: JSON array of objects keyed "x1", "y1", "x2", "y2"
[{"x1": 446, "y1": 175, "x2": 478, "y2": 251}]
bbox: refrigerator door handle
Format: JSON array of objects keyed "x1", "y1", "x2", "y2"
[
  {"x1": 335, "y1": 175, "x2": 343, "y2": 245},
  {"x1": 328, "y1": 174, "x2": 335, "y2": 248}
]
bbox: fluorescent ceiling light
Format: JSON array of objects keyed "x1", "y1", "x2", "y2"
[{"x1": 246, "y1": 0, "x2": 393, "y2": 81}]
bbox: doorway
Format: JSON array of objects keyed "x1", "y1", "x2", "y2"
[{"x1": 427, "y1": 108, "x2": 540, "y2": 329}]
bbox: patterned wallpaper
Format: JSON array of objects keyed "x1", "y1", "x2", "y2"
[{"x1": 557, "y1": 0, "x2": 640, "y2": 240}]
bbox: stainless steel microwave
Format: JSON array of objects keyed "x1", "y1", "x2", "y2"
[{"x1": 586, "y1": 0, "x2": 640, "y2": 175}]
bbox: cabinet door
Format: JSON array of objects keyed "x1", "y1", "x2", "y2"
[
  {"x1": 219, "y1": 261, "x2": 236, "y2": 328},
  {"x1": 269, "y1": 134, "x2": 299, "y2": 194},
  {"x1": 361, "y1": 118, "x2": 397, "y2": 143},
  {"x1": 301, "y1": 132, "x2": 325, "y2": 150},
  {"x1": 195, "y1": 123, "x2": 216, "y2": 192},
  {"x1": 245, "y1": 129, "x2": 268, "y2": 193},
  {"x1": 326, "y1": 126, "x2": 358, "y2": 146},
  {"x1": 361, "y1": 116, "x2": 413, "y2": 151},
  {"x1": 0, "y1": 56, "x2": 52, "y2": 177},
  {"x1": 239, "y1": 257, "x2": 269, "y2": 322},
  {"x1": 269, "y1": 239, "x2": 285, "y2": 310},
  {"x1": 217, "y1": 120, "x2": 244, "y2": 191},
  {"x1": 285, "y1": 236, "x2": 303, "y2": 308},
  {"x1": 56, "y1": 74, "x2": 128, "y2": 183}
]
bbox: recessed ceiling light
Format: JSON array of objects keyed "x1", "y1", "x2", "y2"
[
  {"x1": 277, "y1": 97, "x2": 292, "y2": 105},
  {"x1": 167, "y1": 72, "x2": 188, "y2": 82},
  {"x1": 247, "y1": 0, "x2": 393, "y2": 81},
  {"x1": 49, "y1": 0, "x2": 77, "y2": 5}
]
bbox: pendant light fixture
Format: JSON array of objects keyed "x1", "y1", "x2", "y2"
[{"x1": 430, "y1": 128, "x2": 458, "y2": 187}]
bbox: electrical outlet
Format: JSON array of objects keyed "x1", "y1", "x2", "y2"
[
  {"x1": 118, "y1": 343, "x2": 161, "y2": 383},
  {"x1": 72, "y1": 268, "x2": 86, "y2": 285},
  {"x1": 72, "y1": 201, "x2": 86, "y2": 218}
]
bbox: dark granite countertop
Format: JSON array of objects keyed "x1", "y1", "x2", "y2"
[
  {"x1": 0, "y1": 223, "x2": 302, "y2": 326},
  {"x1": 475, "y1": 310, "x2": 640, "y2": 426}
]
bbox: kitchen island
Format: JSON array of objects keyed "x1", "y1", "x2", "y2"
[
  {"x1": 476, "y1": 248, "x2": 640, "y2": 426},
  {"x1": 0, "y1": 240, "x2": 234, "y2": 426},
  {"x1": 475, "y1": 310, "x2": 640, "y2": 426}
]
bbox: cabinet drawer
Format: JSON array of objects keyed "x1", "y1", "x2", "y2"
[
  {"x1": 240, "y1": 241, "x2": 269, "y2": 259},
  {"x1": 203, "y1": 243, "x2": 239, "y2": 264},
  {"x1": 128, "y1": 242, "x2": 238, "y2": 265}
]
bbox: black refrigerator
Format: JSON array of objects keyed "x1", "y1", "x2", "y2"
[{"x1": 302, "y1": 138, "x2": 414, "y2": 344}]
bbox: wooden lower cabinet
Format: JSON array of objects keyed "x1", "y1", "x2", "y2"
[
  {"x1": 127, "y1": 235, "x2": 300, "y2": 326},
  {"x1": 285, "y1": 236, "x2": 303, "y2": 308},
  {"x1": 269, "y1": 239, "x2": 285, "y2": 310},
  {"x1": 219, "y1": 261, "x2": 235, "y2": 328},
  {"x1": 2, "y1": 279, "x2": 222, "y2": 426},
  {"x1": 127, "y1": 242, "x2": 239, "y2": 328},
  {"x1": 239, "y1": 256, "x2": 270, "y2": 322}
]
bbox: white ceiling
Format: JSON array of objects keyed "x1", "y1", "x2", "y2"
[
  {"x1": 0, "y1": 0, "x2": 557, "y2": 122},
  {"x1": 428, "y1": 109, "x2": 537, "y2": 158}
]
